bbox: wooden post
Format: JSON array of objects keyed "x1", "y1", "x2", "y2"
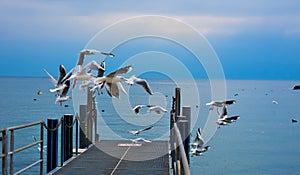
[{"x1": 182, "y1": 106, "x2": 191, "y2": 165}]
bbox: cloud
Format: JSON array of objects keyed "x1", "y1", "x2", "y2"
[{"x1": 1, "y1": 0, "x2": 300, "y2": 42}]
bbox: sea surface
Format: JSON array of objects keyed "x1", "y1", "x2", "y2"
[{"x1": 1, "y1": 77, "x2": 300, "y2": 174}]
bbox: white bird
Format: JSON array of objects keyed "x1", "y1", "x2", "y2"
[
  {"x1": 44, "y1": 65, "x2": 67, "y2": 93},
  {"x1": 63, "y1": 49, "x2": 104, "y2": 86},
  {"x1": 223, "y1": 115, "x2": 240, "y2": 123},
  {"x1": 191, "y1": 128, "x2": 204, "y2": 149},
  {"x1": 128, "y1": 126, "x2": 153, "y2": 136},
  {"x1": 131, "y1": 137, "x2": 152, "y2": 144},
  {"x1": 132, "y1": 105, "x2": 147, "y2": 114},
  {"x1": 55, "y1": 80, "x2": 71, "y2": 106},
  {"x1": 272, "y1": 100, "x2": 278, "y2": 104},
  {"x1": 93, "y1": 65, "x2": 132, "y2": 98},
  {"x1": 206, "y1": 100, "x2": 236, "y2": 110},
  {"x1": 217, "y1": 105, "x2": 228, "y2": 120},
  {"x1": 191, "y1": 146, "x2": 210, "y2": 156},
  {"x1": 32, "y1": 136, "x2": 47, "y2": 152},
  {"x1": 147, "y1": 105, "x2": 168, "y2": 114},
  {"x1": 125, "y1": 75, "x2": 153, "y2": 95}
]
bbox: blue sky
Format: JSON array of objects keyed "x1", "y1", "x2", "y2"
[{"x1": 0, "y1": 0, "x2": 300, "y2": 80}]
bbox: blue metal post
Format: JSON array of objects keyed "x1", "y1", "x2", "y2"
[
  {"x1": 63, "y1": 114, "x2": 73, "y2": 161},
  {"x1": 47, "y1": 118, "x2": 58, "y2": 173}
]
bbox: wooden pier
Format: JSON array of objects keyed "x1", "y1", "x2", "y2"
[
  {"x1": 1, "y1": 88, "x2": 191, "y2": 175},
  {"x1": 51, "y1": 140, "x2": 169, "y2": 175}
]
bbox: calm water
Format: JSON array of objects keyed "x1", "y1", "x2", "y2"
[{"x1": 1, "y1": 77, "x2": 300, "y2": 174}]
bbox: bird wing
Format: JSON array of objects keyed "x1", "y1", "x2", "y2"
[
  {"x1": 140, "y1": 126, "x2": 154, "y2": 132},
  {"x1": 227, "y1": 115, "x2": 240, "y2": 121},
  {"x1": 107, "y1": 65, "x2": 133, "y2": 78},
  {"x1": 105, "y1": 82, "x2": 120, "y2": 98},
  {"x1": 57, "y1": 65, "x2": 67, "y2": 85},
  {"x1": 61, "y1": 80, "x2": 70, "y2": 96},
  {"x1": 196, "y1": 128, "x2": 205, "y2": 147},
  {"x1": 135, "y1": 78, "x2": 153, "y2": 95},
  {"x1": 128, "y1": 130, "x2": 138, "y2": 135},
  {"x1": 44, "y1": 69, "x2": 57, "y2": 86},
  {"x1": 117, "y1": 82, "x2": 127, "y2": 95},
  {"x1": 97, "y1": 61, "x2": 106, "y2": 77},
  {"x1": 77, "y1": 49, "x2": 100, "y2": 66},
  {"x1": 101, "y1": 52, "x2": 115, "y2": 57},
  {"x1": 84, "y1": 60, "x2": 105, "y2": 72}
]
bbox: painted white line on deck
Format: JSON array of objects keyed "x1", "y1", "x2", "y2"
[{"x1": 110, "y1": 146, "x2": 131, "y2": 175}]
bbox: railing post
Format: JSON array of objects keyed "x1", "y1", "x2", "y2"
[
  {"x1": 79, "y1": 105, "x2": 88, "y2": 148},
  {"x1": 40, "y1": 123, "x2": 44, "y2": 175},
  {"x1": 2, "y1": 130, "x2": 8, "y2": 175},
  {"x1": 63, "y1": 114, "x2": 73, "y2": 162},
  {"x1": 47, "y1": 118, "x2": 58, "y2": 173},
  {"x1": 175, "y1": 87, "x2": 181, "y2": 174},
  {"x1": 182, "y1": 106, "x2": 191, "y2": 165},
  {"x1": 10, "y1": 130, "x2": 14, "y2": 175},
  {"x1": 75, "y1": 113, "x2": 79, "y2": 155}
]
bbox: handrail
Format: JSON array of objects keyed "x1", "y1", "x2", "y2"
[
  {"x1": 1, "y1": 121, "x2": 44, "y2": 175},
  {"x1": 173, "y1": 123, "x2": 191, "y2": 175}
]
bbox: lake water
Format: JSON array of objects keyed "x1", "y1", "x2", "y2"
[{"x1": 0, "y1": 77, "x2": 300, "y2": 174}]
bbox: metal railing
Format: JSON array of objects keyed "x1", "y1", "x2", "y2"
[
  {"x1": 170, "y1": 88, "x2": 192, "y2": 175},
  {"x1": 1, "y1": 121, "x2": 44, "y2": 175}
]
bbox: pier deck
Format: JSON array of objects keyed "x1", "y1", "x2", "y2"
[{"x1": 52, "y1": 140, "x2": 169, "y2": 175}]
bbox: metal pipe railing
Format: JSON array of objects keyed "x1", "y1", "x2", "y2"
[
  {"x1": 1, "y1": 121, "x2": 45, "y2": 175},
  {"x1": 173, "y1": 123, "x2": 191, "y2": 175}
]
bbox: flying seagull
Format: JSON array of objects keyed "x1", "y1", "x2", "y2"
[
  {"x1": 131, "y1": 137, "x2": 152, "y2": 144},
  {"x1": 292, "y1": 85, "x2": 300, "y2": 90},
  {"x1": 191, "y1": 146, "x2": 210, "y2": 156},
  {"x1": 32, "y1": 135, "x2": 47, "y2": 152},
  {"x1": 125, "y1": 75, "x2": 153, "y2": 95},
  {"x1": 93, "y1": 65, "x2": 132, "y2": 98},
  {"x1": 206, "y1": 100, "x2": 236, "y2": 107},
  {"x1": 44, "y1": 64, "x2": 67, "y2": 93},
  {"x1": 128, "y1": 126, "x2": 154, "y2": 136},
  {"x1": 132, "y1": 105, "x2": 147, "y2": 114},
  {"x1": 55, "y1": 80, "x2": 71, "y2": 106},
  {"x1": 147, "y1": 105, "x2": 168, "y2": 114},
  {"x1": 63, "y1": 49, "x2": 108, "y2": 86},
  {"x1": 191, "y1": 128, "x2": 204, "y2": 149}
]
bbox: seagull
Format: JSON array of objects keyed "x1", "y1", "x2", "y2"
[
  {"x1": 217, "y1": 105, "x2": 228, "y2": 119},
  {"x1": 191, "y1": 146, "x2": 210, "y2": 156},
  {"x1": 292, "y1": 85, "x2": 300, "y2": 90},
  {"x1": 206, "y1": 100, "x2": 236, "y2": 108},
  {"x1": 132, "y1": 105, "x2": 147, "y2": 114},
  {"x1": 131, "y1": 137, "x2": 152, "y2": 144},
  {"x1": 100, "y1": 52, "x2": 115, "y2": 58},
  {"x1": 191, "y1": 128, "x2": 204, "y2": 149},
  {"x1": 223, "y1": 115, "x2": 240, "y2": 123},
  {"x1": 292, "y1": 119, "x2": 298, "y2": 123},
  {"x1": 125, "y1": 75, "x2": 153, "y2": 95},
  {"x1": 55, "y1": 80, "x2": 71, "y2": 106},
  {"x1": 44, "y1": 64, "x2": 67, "y2": 93},
  {"x1": 147, "y1": 105, "x2": 168, "y2": 114},
  {"x1": 63, "y1": 49, "x2": 105, "y2": 86},
  {"x1": 93, "y1": 65, "x2": 132, "y2": 98},
  {"x1": 128, "y1": 126, "x2": 154, "y2": 136},
  {"x1": 272, "y1": 100, "x2": 278, "y2": 104},
  {"x1": 32, "y1": 135, "x2": 47, "y2": 152}
]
